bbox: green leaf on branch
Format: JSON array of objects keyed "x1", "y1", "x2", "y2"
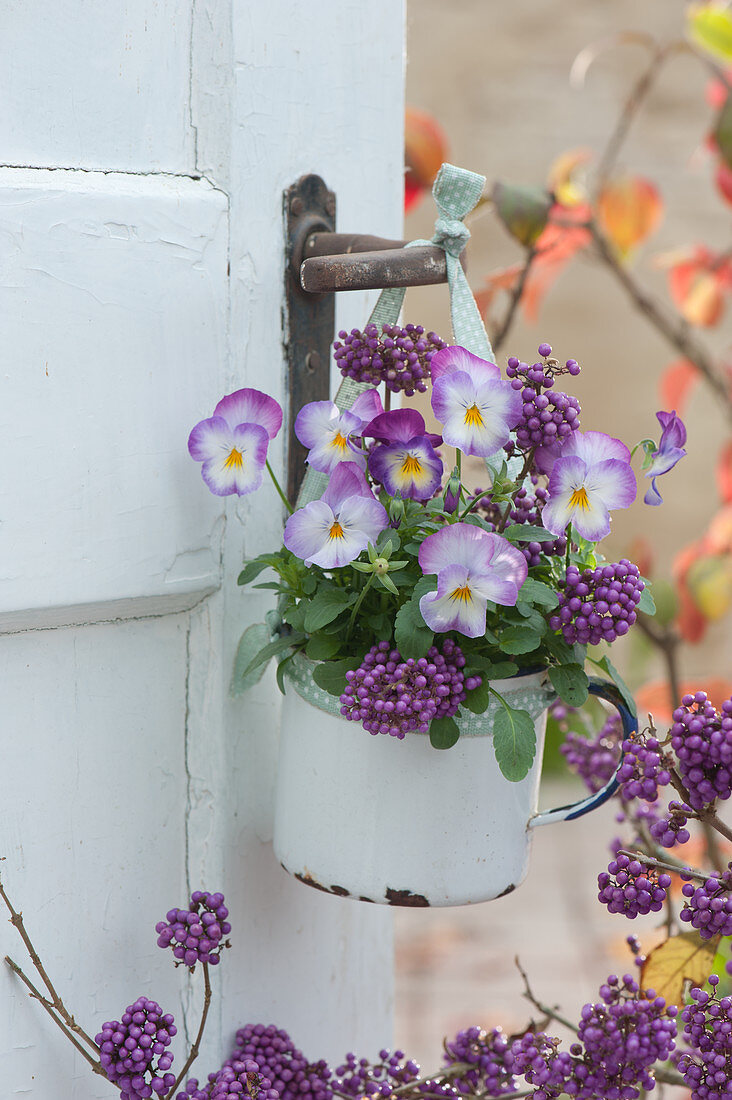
[
  {"x1": 238, "y1": 555, "x2": 283, "y2": 586},
  {"x1": 492, "y1": 181, "x2": 553, "y2": 247},
  {"x1": 276, "y1": 653, "x2": 295, "y2": 695},
  {"x1": 231, "y1": 622, "x2": 272, "y2": 696},
  {"x1": 303, "y1": 588, "x2": 356, "y2": 632},
  {"x1": 429, "y1": 715, "x2": 460, "y2": 750},
  {"x1": 493, "y1": 704, "x2": 536, "y2": 781},
  {"x1": 715, "y1": 93, "x2": 732, "y2": 169},
  {"x1": 590, "y1": 654, "x2": 637, "y2": 718},
  {"x1": 394, "y1": 597, "x2": 434, "y2": 658},
  {"x1": 637, "y1": 580, "x2": 656, "y2": 616},
  {"x1": 312, "y1": 659, "x2": 354, "y2": 696},
  {"x1": 549, "y1": 663, "x2": 589, "y2": 708}
]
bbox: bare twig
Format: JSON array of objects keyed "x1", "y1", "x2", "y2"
[
  {"x1": 492, "y1": 247, "x2": 537, "y2": 354},
  {"x1": 701, "y1": 817, "x2": 724, "y2": 874},
  {"x1": 0, "y1": 872, "x2": 98, "y2": 1052},
  {"x1": 654, "y1": 1064, "x2": 688, "y2": 1087},
  {"x1": 5, "y1": 955, "x2": 105, "y2": 1076},
  {"x1": 634, "y1": 616, "x2": 681, "y2": 715},
  {"x1": 588, "y1": 220, "x2": 732, "y2": 421},
  {"x1": 165, "y1": 962, "x2": 212, "y2": 1100},
  {"x1": 617, "y1": 848, "x2": 707, "y2": 883},
  {"x1": 515, "y1": 957, "x2": 578, "y2": 1034}
]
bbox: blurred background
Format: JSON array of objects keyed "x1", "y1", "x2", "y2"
[{"x1": 393, "y1": 0, "x2": 732, "y2": 1073}]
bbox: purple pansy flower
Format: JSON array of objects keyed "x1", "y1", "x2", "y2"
[
  {"x1": 418, "y1": 523, "x2": 528, "y2": 638},
  {"x1": 644, "y1": 410, "x2": 687, "y2": 506},
  {"x1": 188, "y1": 387, "x2": 283, "y2": 496},
  {"x1": 429, "y1": 345, "x2": 522, "y2": 457},
  {"x1": 363, "y1": 408, "x2": 443, "y2": 501},
  {"x1": 542, "y1": 431, "x2": 637, "y2": 542},
  {"x1": 294, "y1": 390, "x2": 383, "y2": 474},
  {"x1": 283, "y1": 461, "x2": 388, "y2": 569}
]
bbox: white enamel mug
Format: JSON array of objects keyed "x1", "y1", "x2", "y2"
[{"x1": 273, "y1": 668, "x2": 635, "y2": 907}]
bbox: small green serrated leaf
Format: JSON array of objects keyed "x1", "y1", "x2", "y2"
[
  {"x1": 493, "y1": 705, "x2": 536, "y2": 782},
  {"x1": 305, "y1": 634, "x2": 343, "y2": 661},
  {"x1": 637, "y1": 580, "x2": 656, "y2": 616},
  {"x1": 502, "y1": 524, "x2": 559, "y2": 544},
  {"x1": 517, "y1": 577, "x2": 559, "y2": 610},
  {"x1": 498, "y1": 626, "x2": 543, "y2": 655},
  {"x1": 303, "y1": 588, "x2": 355, "y2": 632},
  {"x1": 465, "y1": 657, "x2": 519, "y2": 680},
  {"x1": 394, "y1": 597, "x2": 434, "y2": 658},
  {"x1": 429, "y1": 715, "x2": 460, "y2": 750},
  {"x1": 549, "y1": 663, "x2": 589, "y2": 708},
  {"x1": 312, "y1": 658, "x2": 353, "y2": 696}
]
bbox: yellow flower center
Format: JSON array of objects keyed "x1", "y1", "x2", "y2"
[
  {"x1": 464, "y1": 404, "x2": 484, "y2": 428},
  {"x1": 331, "y1": 431, "x2": 349, "y2": 451},
  {"x1": 328, "y1": 520, "x2": 345, "y2": 540},
  {"x1": 224, "y1": 447, "x2": 244, "y2": 470},
  {"x1": 449, "y1": 584, "x2": 473, "y2": 604},
  {"x1": 569, "y1": 486, "x2": 590, "y2": 511},
  {"x1": 401, "y1": 453, "x2": 423, "y2": 475}
]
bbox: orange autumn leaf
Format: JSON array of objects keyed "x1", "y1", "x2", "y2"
[
  {"x1": 521, "y1": 204, "x2": 592, "y2": 321},
  {"x1": 473, "y1": 264, "x2": 522, "y2": 318},
  {"x1": 640, "y1": 931, "x2": 718, "y2": 1008},
  {"x1": 663, "y1": 246, "x2": 732, "y2": 327},
  {"x1": 717, "y1": 440, "x2": 732, "y2": 503},
  {"x1": 404, "y1": 106, "x2": 448, "y2": 213},
  {"x1": 636, "y1": 677, "x2": 732, "y2": 724},
  {"x1": 596, "y1": 177, "x2": 663, "y2": 259},
  {"x1": 673, "y1": 542, "x2": 709, "y2": 643},
  {"x1": 704, "y1": 503, "x2": 732, "y2": 552},
  {"x1": 659, "y1": 359, "x2": 699, "y2": 415}
]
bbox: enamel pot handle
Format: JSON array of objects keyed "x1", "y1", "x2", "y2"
[{"x1": 528, "y1": 676, "x2": 636, "y2": 829}]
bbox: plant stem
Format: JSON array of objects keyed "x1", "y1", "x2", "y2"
[
  {"x1": 496, "y1": 451, "x2": 533, "y2": 533},
  {"x1": 0, "y1": 874, "x2": 98, "y2": 1052},
  {"x1": 4, "y1": 955, "x2": 106, "y2": 1076},
  {"x1": 633, "y1": 616, "x2": 681, "y2": 714},
  {"x1": 266, "y1": 459, "x2": 294, "y2": 514},
  {"x1": 346, "y1": 573, "x2": 376, "y2": 638},
  {"x1": 617, "y1": 848, "x2": 707, "y2": 883},
  {"x1": 515, "y1": 957, "x2": 578, "y2": 1034},
  {"x1": 165, "y1": 963, "x2": 212, "y2": 1100},
  {"x1": 492, "y1": 247, "x2": 537, "y2": 354}
]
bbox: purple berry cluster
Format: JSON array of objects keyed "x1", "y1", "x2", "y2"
[
  {"x1": 333, "y1": 324, "x2": 446, "y2": 395},
  {"x1": 679, "y1": 864, "x2": 732, "y2": 940},
  {"x1": 474, "y1": 481, "x2": 566, "y2": 565},
  {"x1": 506, "y1": 344, "x2": 581, "y2": 453},
  {"x1": 443, "y1": 1026, "x2": 518, "y2": 1097},
  {"x1": 95, "y1": 997, "x2": 176, "y2": 1100},
  {"x1": 649, "y1": 800, "x2": 692, "y2": 849},
  {"x1": 549, "y1": 561, "x2": 644, "y2": 646},
  {"x1": 670, "y1": 692, "x2": 732, "y2": 811},
  {"x1": 156, "y1": 891, "x2": 231, "y2": 969},
  {"x1": 232, "y1": 1024, "x2": 332, "y2": 1100},
  {"x1": 560, "y1": 713, "x2": 623, "y2": 795},
  {"x1": 332, "y1": 1050, "x2": 422, "y2": 1098},
  {"x1": 678, "y1": 976, "x2": 732, "y2": 1098},
  {"x1": 617, "y1": 733, "x2": 672, "y2": 803},
  {"x1": 339, "y1": 639, "x2": 481, "y2": 739},
  {"x1": 597, "y1": 853, "x2": 672, "y2": 918},
  {"x1": 178, "y1": 1057, "x2": 281, "y2": 1100}
]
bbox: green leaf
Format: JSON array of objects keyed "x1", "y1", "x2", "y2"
[
  {"x1": 464, "y1": 656, "x2": 519, "y2": 679},
  {"x1": 276, "y1": 653, "x2": 295, "y2": 695},
  {"x1": 502, "y1": 524, "x2": 559, "y2": 544},
  {"x1": 305, "y1": 634, "x2": 343, "y2": 661},
  {"x1": 637, "y1": 580, "x2": 656, "y2": 616},
  {"x1": 238, "y1": 555, "x2": 282, "y2": 586},
  {"x1": 312, "y1": 658, "x2": 353, "y2": 696},
  {"x1": 303, "y1": 588, "x2": 356, "y2": 632},
  {"x1": 412, "y1": 575, "x2": 438, "y2": 600},
  {"x1": 590, "y1": 654, "x2": 637, "y2": 718},
  {"x1": 461, "y1": 679, "x2": 492, "y2": 714},
  {"x1": 282, "y1": 602, "x2": 307, "y2": 631},
  {"x1": 429, "y1": 715, "x2": 460, "y2": 750},
  {"x1": 498, "y1": 625, "x2": 543, "y2": 655},
  {"x1": 230, "y1": 622, "x2": 272, "y2": 696},
  {"x1": 394, "y1": 597, "x2": 434, "y2": 658},
  {"x1": 714, "y1": 95, "x2": 732, "y2": 169},
  {"x1": 376, "y1": 529, "x2": 401, "y2": 554},
  {"x1": 492, "y1": 181, "x2": 553, "y2": 247},
  {"x1": 512, "y1": 606, "x2": 547, "y2": 635},
  {"x1": 377, "y1": 573, "x2": 399, "y2": 596},
  {"x1": 493, "y1": 704, "x2": 536, "y2": 781},
  {"x1": 517, "y1": 577, "x2": 559, "y2": 610},
  {"x1": 238, "y1": 632, "x2": 304, "y2": 684},
  {"x1": 549, "y1": 663, "x2": 589, "y2": 708}
]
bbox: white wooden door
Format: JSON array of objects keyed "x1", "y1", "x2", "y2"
[{"x1": 0, "y1": 3, "x2": 405, "y2": 1094}]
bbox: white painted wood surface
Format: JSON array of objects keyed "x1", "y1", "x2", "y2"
[{"x1": 0, "y1": 2, "x2": 405, "y2": 1094}]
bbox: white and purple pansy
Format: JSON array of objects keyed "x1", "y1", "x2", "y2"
[
  {"x1": 644, "y1": 410, "x2": 687, "y2": 506},
  {"x1": 363, "y1": 408, "x2": 443, "y2": 501},
  {"x1": 283, "y1": 461, "x2": 389, "y2": 569},
  {"x1": 541, "y1": 430, "x2": 637, "y2": 542},
  {"x1": 294, "y1": 390, "x2": 383, "y2": 474},
  {"x1": 188, "y1": 387, "x2": 283, "y2": 497},
  {"x1": 417, "y1": 523, "x2": 528, "y2": 639},
  {"x1": 429, "y1": 345, "x2": 523, "y2": 458}
]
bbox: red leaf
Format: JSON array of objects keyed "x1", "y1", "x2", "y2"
[
  {"x1": 404, "y1": 106, "x2": 448, "y2": 213},
  {"x1": 717, "y1": 440, "x2": 732, "y2": 503},
  {"x1": 659, "y1": 359, "x2": 699, "y2": 414}
]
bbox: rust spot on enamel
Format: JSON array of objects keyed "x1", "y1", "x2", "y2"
[{"x1": 385, "y1": 887, "x2": 430, "y2": 907}]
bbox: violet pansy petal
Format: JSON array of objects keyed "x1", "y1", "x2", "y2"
[
  {"x1": 585, "y1": 458, "x2": 637, "y2": 510},
  {"x1": 188, "y1": 416, "x2": 233, "y2": 462},
  {"x1": 335, "y1": 494, "x2": 390, "y2": 545},
  {"x1": 646, "y1": 445, "x2": 686, "y2": 479},
  {"x1": 419, "y1": 523, "x2": 487, "y2": 575},
  {"x1": 283, "y1": 500, "x2": 335, "y2": 564},
  {"x1": 419, "y1": 564, "x2": 488, "y2": 639},
  {"x1": 657, "y1": 409, "x2": 687, "y2": 449},
  {"x1": 363, "y1": 408, "x2": 427, "y2": 444},
  {"x1": 199, "y1": 422, "x2": 269, "y2": 497},
  {"x1": 563, "y1": 430, "x2": 632, "y2": 468},
  {"x1": 214, "y1": 388, "x2": 283, "y2": 440},
  {"x1": 321, "y1": 461, "x2": 374, "y2": 511},
  {"x1": 644, "y1": 478, "x2": 664, "y2": 506},
  {"x1": 429, "y1": 345, "x2": 501, "y2": 385},
  {"x1": 294, "y1": 401, "x2": 340, "y2": 449},
  {"x1": 432, "y1": 373, "x2": 521, "y2": 457},
  {"x1": 368, "y1": 438, "x2": 443, "y2": 501},
  {"x1": 350, "y1": 388, "x2": 384, "y2": 423},
  {"x1": 542, "y1": 489, "x2": 611, "y2": 542}
]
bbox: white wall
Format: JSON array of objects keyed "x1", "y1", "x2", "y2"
[{"x1": 0, "y1": 2, "x2": 405, "y2": 1094}]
